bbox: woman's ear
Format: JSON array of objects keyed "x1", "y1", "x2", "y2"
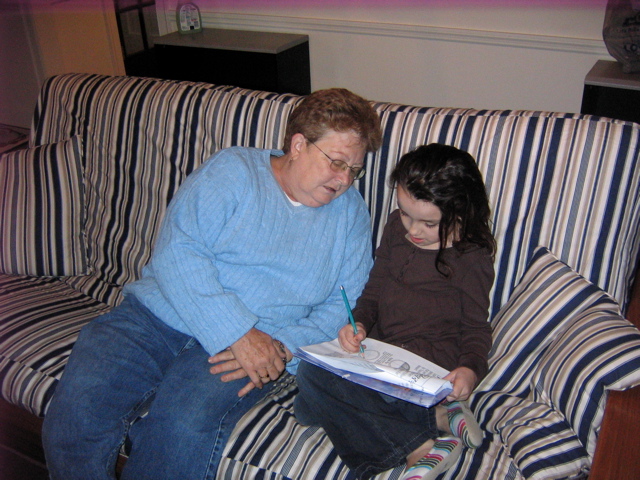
[{"x1": 289, "y1": 133, "x2": 306, "y2": 159}]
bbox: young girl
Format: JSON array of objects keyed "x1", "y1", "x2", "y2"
[{"x1": 294, "y1": 143, "x2": 496, "y2": 480}]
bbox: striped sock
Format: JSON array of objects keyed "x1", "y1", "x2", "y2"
[
  {"x1": 401, "y1": 436, "x2": 462, "y2": 480},
  {"x1": 445, "y1": 400, "x2": 483, "y2": 449}
]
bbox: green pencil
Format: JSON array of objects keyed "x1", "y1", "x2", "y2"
[{"x1": 339, "y1": 285, "x2": 365, "y2": 356}]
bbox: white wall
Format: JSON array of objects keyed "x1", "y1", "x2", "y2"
[
  {"x1": 157, "y1": 1, "x2": 612, "y2": 113},
  {"x1": 0, "y1": 1, "x2": 615, "y2": 128},
  {"x1": 0, "y1": 0, "x2": 125, "y2": 129},
  {"x1": 0, "y1": 3, "x2": 43, "y2": 128}
]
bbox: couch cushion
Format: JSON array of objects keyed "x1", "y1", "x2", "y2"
[
  {"x1": 480, "y1": 246, "x2": 621, "y2": 399},
  {"x1": 0, "y1": 136, "x2": 87, "y2": 276},
  {"x1": 472, "y1": 246, "x2": 640, "y2": 479},
  {"x1": 481, "y1": 394, "x2": 590, "y2": 480},
  {"x1": 30, "y1": 74, "x2": 303, "y2": 306},
  {"x1": 533, "y1": 301, "x2": 640, "y2": 457},
  {"x1": 0, "y1": 274, "x2": 110, "y2": 416},
  {"x1": 220, "y1": 373, "x2": 406, "y2": 480}
]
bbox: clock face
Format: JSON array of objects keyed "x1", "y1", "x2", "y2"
[{"x1": 178, "y1": 4, "x2": 202, "y2": 33}]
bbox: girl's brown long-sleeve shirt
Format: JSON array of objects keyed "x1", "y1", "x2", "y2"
[{"x1": 353, "y1": 210, "x2": 495, "y2": 381}]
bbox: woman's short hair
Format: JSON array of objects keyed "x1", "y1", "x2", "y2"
[{"x1": 282, "y1": 88, "x2": 382, "y2": 154}]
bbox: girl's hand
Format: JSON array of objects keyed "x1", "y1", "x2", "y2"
[
  {"x1": 337, "y1": 322, "x2": 366, "y2": 353},
  {"x1": 443, "y1": 366, "x2": 477, "y2": 402}
]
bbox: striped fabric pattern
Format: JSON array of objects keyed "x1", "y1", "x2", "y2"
[
  {"x1": 533, "y1": 295, "x2": 640, "y2": 457},
  {"x1": 467, "y1": 246, "x2": 640, "y2": 479},
  {"x1": 479, "y1": 397, "x2": 590, "y2": 480},
  {"x1": 219, "y1": 373, "x2": 406, "y2": 480},
  {"x1": 26, "y1": 74, "x2": 640, "y2": 314},
  {"x1": 29, "y1": 75, "x2": 302, "y2": 307},
  {"x1": 478, "y1": 247, "x2": 624, "y2": 404},
  {"x1": 0, "y1": 135, "x2": 87, "y2": 276},
  {"x1": 0, "y1": 74, "x2": 639, "y2": 479},
  {"x1": 223, "y1": 381, "x2": 527, "y2": 480},
  {"x1": 0, "y1": 274, "x2": 111, "y2": 415}
]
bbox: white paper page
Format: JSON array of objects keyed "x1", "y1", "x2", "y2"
[{"x1": 299, "y1": 338, "x2": 452, "y2": 394}]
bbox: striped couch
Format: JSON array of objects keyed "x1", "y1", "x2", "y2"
[{"x1": 1, "y1": 73, "x2": 640, "y2": 479}]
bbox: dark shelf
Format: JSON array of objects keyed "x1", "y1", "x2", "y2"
[
  {"x1": 581, "y1": 60, "x2": 640, "y2": 124},
  {"x1": 154, "y1": 28, "x2": 311, "y2": 95}
]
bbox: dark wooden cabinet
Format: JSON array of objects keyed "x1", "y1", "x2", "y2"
[
  {"x1": 581, "y1": 60, "x2": 640, "y2": 124},
  {"x1": 154, "y1": 28, "x2": 311, "y2": 95}
]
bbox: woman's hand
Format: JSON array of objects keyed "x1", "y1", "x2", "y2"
[
  {"x1": 337, "y1": 322, "x2": 367, "y2": 353},
  {"x1": 443, "y1": 366, "x2": 477, "y2": 402},
  {"x1": 208, "y1": 328, "x2": 289, "y2": 397}
]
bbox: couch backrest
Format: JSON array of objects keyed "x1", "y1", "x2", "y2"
[
  {"x1": 32, "y1": 74, "x2": 302, "y2": 305},
  {"x1": 365, "y1": 104, "x2": 640, "y2": 317},
  {"x1": 32, "y1": 74, "x2": 640, "y2": 316}
]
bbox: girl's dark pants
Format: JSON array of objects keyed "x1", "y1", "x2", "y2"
[{"x1": 294, "y1": 361, "x2": 439, "y2": 480}]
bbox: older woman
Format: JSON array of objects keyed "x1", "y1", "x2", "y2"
[{"x1": 42, "y1": 88, "x2": 382, "y2": 480}]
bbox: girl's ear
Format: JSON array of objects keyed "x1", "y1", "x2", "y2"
[{"x1": 452, "y1": 217, "x2": 463, "y2": 243}]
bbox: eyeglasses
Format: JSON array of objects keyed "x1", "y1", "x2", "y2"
[{"x1": 307, "y1": 139, "x2": 366, "y2": 181}]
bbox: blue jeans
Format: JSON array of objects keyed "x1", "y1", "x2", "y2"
[
  {"x1": 42, "y1": 295, "x2": 274, "y2": 480},
  {"x1": 294, "y1": 361, "x2": 438, "y2": 480}
]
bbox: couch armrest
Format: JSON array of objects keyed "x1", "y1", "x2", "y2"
[
  {"x1": 626, "y1": 260, "x2": 640, "y2": 329},
  {"x1": 589, "y1": 387, "x2": 640, "y2": 480},
  {"x1": 589, "y1": 264, "x2": 640, "y2": 480}
]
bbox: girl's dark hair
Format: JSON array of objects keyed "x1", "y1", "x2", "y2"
[{"x1": 390, "y1": 143, "x2": 496, "y2": 275}]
